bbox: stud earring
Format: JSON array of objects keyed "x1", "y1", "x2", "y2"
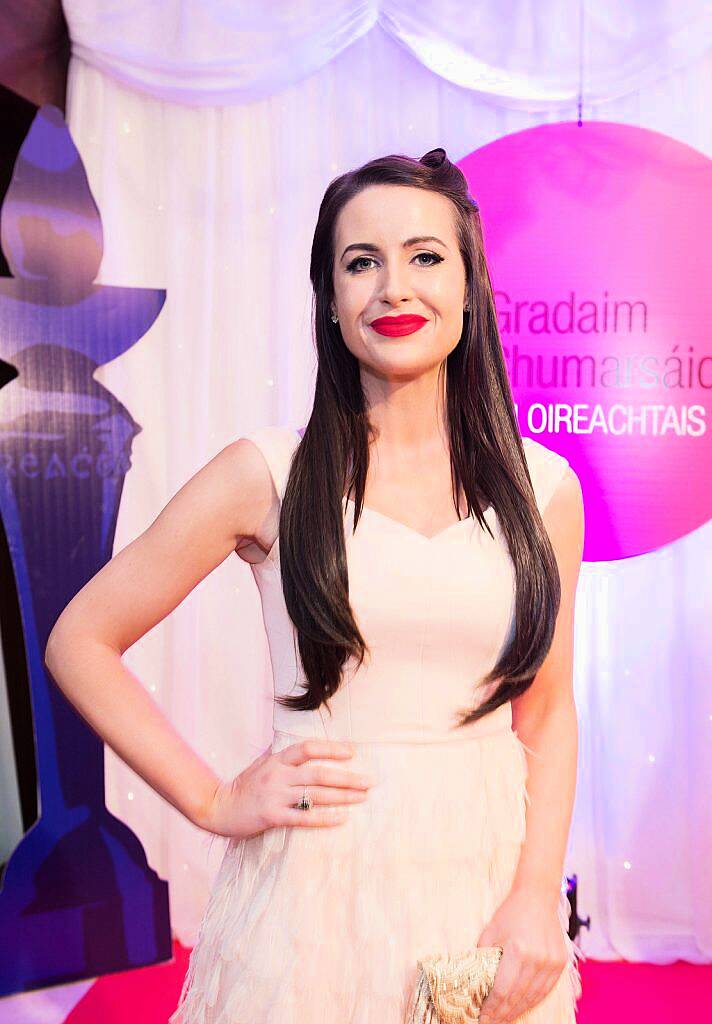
[
  {"x1": 464, "y1": 302, "x2": 470, "y2": 312},
  {"x1": 330, "y1": 311, "x2": 339, "y2": 323}
]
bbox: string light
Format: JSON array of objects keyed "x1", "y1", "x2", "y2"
[
  {"x1": 577, "y1": 0, "x2": 585, "y2": 126},
  {"x1": 623, "y1": 861, "x2": 632, "y2": 870}
]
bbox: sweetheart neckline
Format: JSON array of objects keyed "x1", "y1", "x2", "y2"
[
  {"x1": 245, "y1": 497, "x2": 493, "y2": 570},
  {"x1": 289, "y1": 428, "x2": 492, "y2": 544},
  {"x1": 244, "y1": 428, "x2": 495, "y2": 567},
  {"x1": 344, "y1": 496, "x2": 492, "y2": 543}
]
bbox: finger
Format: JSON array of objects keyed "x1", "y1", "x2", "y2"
[
  {"x1": 280, "y1": 805, "x2": 349, "y2": 828},
  {"x1": 511, "y1": 965, "x2": 560, "y2": 1020},
  {"x1": 479, "y1": 980, "x2": 512, "y2": 1023},
  {"x1": 479, "y1": 958, "x2": 529, "y2": 1024},
  {"x1": 294, "y1": 762, "x2": 375, "y2": 791},
  {"x1": 279, "y1": 739, "x2": 355, "y2": 766},
  {"x1": 480, "y1": 987, "x2": 524, "y2": 1024},
  {"x1": 498, "y1": 962, "x2": 544, "y2": 1022},
  {"x1": 288, "y1": 784, "x2": 370, "y2": 805}
]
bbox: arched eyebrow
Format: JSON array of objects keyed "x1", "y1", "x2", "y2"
[{"x1": 339, "y1": 236, "x2": 449, "y2": 261}]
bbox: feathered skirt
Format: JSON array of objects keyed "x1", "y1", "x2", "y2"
[{"x1": 170, "y1": 723, "x2": 583, "y2": 1023}]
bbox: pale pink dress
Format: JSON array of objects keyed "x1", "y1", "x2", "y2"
[{"x1": 171, "y1": 425, "x2": 583, "y2": 1024}]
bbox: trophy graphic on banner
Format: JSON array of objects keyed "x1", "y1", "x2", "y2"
[{"x1": 0, "y1": 104, "x2": 170, "y2": 994}]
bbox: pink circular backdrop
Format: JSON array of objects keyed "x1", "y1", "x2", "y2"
[{"x1": 457, "y1": 122, "x2": 712, "y2": 561}]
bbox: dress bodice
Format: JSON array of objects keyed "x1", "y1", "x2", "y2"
[{"x1": 243, "y1": 426, "x2": 569, "y2": 744}]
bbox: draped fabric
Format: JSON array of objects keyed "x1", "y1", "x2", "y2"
[
  {"x1": 60, "y1": 1, "x2": 712, "y2": 964},
  {"x1": 64, "y1": 1, "x2": 712, "y2": 109}
]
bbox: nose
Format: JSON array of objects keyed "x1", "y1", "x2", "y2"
[{"x1": 377, "y1": 261, "x2": 416, "y2": 308}]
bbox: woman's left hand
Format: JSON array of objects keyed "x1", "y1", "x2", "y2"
[{"x1": 475, "y1": 887, "x2": 568, "y2": 1024}]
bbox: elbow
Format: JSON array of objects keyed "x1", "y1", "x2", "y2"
[
  {"x1": 45, "y1": 618, "x2": 72, "y2": 680},
  {"x1": 44, "y1": 631, "x2": 62, "y2": 680},
  {"x1": 45, "y1": 620, "x2": 119, "y2": 684}
]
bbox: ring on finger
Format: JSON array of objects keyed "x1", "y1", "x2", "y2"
[{"x1": 294, "y1": 785, "x2": 312, "y2": 811}]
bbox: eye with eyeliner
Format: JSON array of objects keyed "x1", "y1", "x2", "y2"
[{"x1": 345, "y1": 252, "x2": 444, "y2": 274}]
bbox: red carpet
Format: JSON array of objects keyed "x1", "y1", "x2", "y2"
[
  {"x1": 57, "y1": 940, "x2": 711, "y2": 1023},
  {"x1": 64, "y1": 942, "x2": 191, "y2": 1024}
]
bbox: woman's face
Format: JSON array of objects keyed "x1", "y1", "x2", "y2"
[{"x1": 331, "y1": 184, "x2": 468, "y2": 380}]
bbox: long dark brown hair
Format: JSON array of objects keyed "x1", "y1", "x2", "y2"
[{"x1": 277, "y1": 146, "x2": 561, "y2": 728}]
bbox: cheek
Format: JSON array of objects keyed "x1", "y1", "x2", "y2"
[
  {"x1": 420, "y1": 274, "x2": 462, "y2": 309},
  {"x1": 340, "y1": 278, "x2": 371, "y2": 310}
]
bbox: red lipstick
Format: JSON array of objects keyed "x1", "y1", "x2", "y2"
[{"x1": 369, "y1": 314, "x2": 429, "y2": 337}]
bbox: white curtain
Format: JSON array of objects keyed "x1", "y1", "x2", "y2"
[
  {"x1": 62, "y1": 2, "x2": 712, "y2": 962},
  {"x1": 65, "y1": 1, "x2": 712, "y2": 109}
]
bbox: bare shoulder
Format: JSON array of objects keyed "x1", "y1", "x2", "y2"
[
  {"x1": 212, "y1": 436, "x2": 280, "y2": 546},
  {"x1": 542, "y1": 463, "x2": 585, "y2": 571},
  {"x1": 520, "y1": 435, "x2": 584, "y2": 558},
  {"x1": 512, "y1": 458, "x2": 584, "y2": 718},
  {"x1": 148, "y1": 435, "x2": 278, "y2": 552}
]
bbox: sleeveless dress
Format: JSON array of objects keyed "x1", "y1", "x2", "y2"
[{"x1": 170, "y1": 425, "x2": 584, "y2": 1024}]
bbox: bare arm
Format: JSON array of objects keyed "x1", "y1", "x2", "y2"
[
  {"x1": 510, "y1": 466, "x2": 585, "y2": 906},
  {"x1": 44, "y1": 437, "x2": 277, "y2": 831}
]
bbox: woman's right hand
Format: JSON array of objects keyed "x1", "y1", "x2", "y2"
[{"x1": 201, "y1": 738, "x2": 376, "y2": 839}]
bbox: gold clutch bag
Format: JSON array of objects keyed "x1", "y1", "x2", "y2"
[{"x1": 405, "y1": 945, "x2": 503, "y2": 1023}]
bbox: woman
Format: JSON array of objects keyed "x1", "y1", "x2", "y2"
[{"x1": 46, "y1": 147, "x2": 584, "y2": 1023}]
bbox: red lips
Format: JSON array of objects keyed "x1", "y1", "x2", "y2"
[{"x1": 369, "y1": 314, "x2": 429, "y2": 337}]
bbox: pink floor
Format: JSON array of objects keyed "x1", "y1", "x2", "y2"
[{"x1": 0, "y1": 940, "x2": 708, "y2": 1023}]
